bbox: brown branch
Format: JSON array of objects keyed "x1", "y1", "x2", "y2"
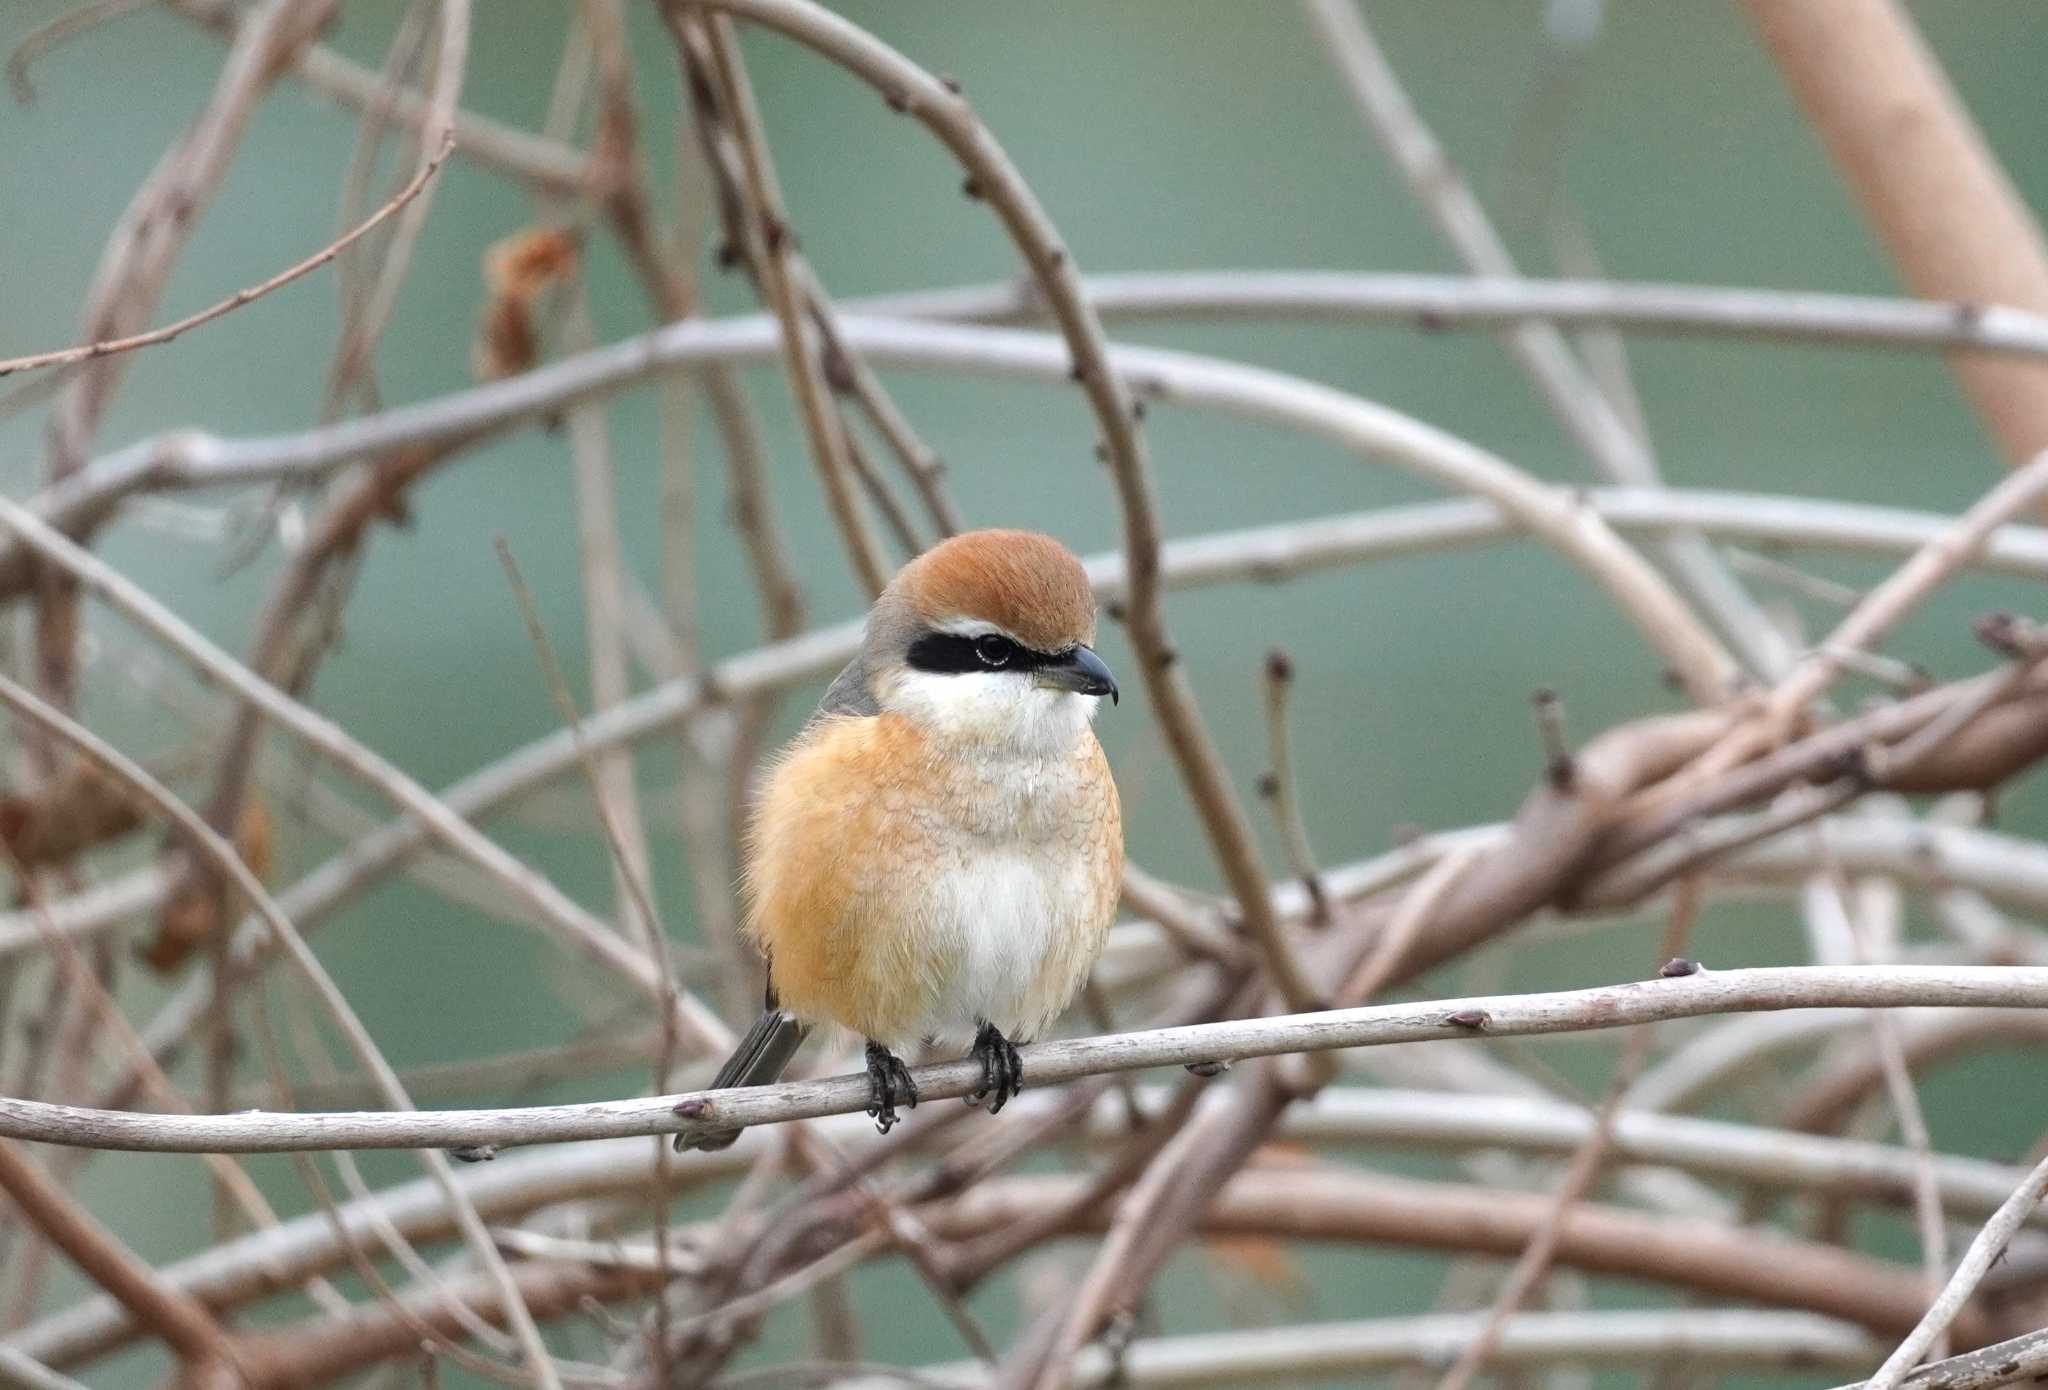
[
  {"x1": 933, "y1": 1169, "x2": 1998, "y2": 1344},
  {"x1": 665, "y1": 6, "x2": 893, "y2": 596},
  {"x1": 1257, "y1": 649, "x2": 1329, "y2": 924},
  {"x1": 233, "y1": 1258, "x2": 656, "y2": 1390},
  {"x1": 0, "y1": 136, "x2": 453, "y2": 379},
  {"x1": 1779, "y1": 1009, "x2": 2048, "y2": 1136},
  {"x1": 0, "y1": 1143, "x2": 236, "y2": 1374},
  {"x1": 1744, "y1": 0, "x2": 2048, "y2": 471},
  {"x1": 1432, "y1": 881, "x2": 1700, "y2": 1390},
  {"x1": 33, "y1": 0, "x2": 340, "y2": 722}
]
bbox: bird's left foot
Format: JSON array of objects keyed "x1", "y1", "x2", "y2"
[
  {"x1": 967, "y1": 1022, "x2": 1024, "y2": 1114},
  {"x1": 864, "y1": 1040, "x2": 918, "y2": 1135}
]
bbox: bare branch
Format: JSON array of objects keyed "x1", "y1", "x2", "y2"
[
  {"x1": 1744, "y1": 0, "x2": 2048, "y2": 469},
  {"x1": 0, "y1": 494, "x2": 730, "y2": 1055},
  {"x1": 0, "y1": 676, "x2": 567, "y2": 1390},
  {"x1": 0, "y1": 136, "x2": 453, "y2": 379},
  {"x1": 1770, "y1": 452, "x2": 2048, "y2": 722},
  {"x1": 850, "y1": 1311, "x2": 1884, "y2": 1389},
  {"x1": 1302, "y1": 0, "x2": 1787, "y2": 678},
  {"x1": 0, "y1": 967, "x2": 2043, "y2": 1154},
  {"x1": 1867, "y1": 1148, "x2": 2048, "y2": 1388},
  {"x1": 0, "y1": 1141, "x2": 235, "y2": 1376},
  {"x1": 870, "y1": 270, "x2": 2048, "y2": 358}
]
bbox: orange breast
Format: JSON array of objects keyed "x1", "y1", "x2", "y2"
[{"x1": 742, "y1": 714, "x2": 1122, "y2": 1048}]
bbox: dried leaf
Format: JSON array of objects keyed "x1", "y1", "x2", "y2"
[
  {"x1": 472, "y1": 226, "x2": 580, "y2": 381},
  {"x1": 0, "y1": 760, "x2": 147, "y2": 867},
  {"x1": 140, "y1": 796, "x2": 274, "y2": 974},
  {"x1": 1204, "y1": 1235, "x2": 1307, "y2": 1295}
]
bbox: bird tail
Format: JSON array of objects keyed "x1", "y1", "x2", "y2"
[{"x1": 675, "y1": 1010, "x2": 809, "y2": 1152}]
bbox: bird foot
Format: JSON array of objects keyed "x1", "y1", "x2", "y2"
[
  {"x1": 864, "y1": 1041, "x2": 918, "y2": 1134},
  {"x1": 967, "y1": 1022, "x2": 1024, "y2": 1114}
]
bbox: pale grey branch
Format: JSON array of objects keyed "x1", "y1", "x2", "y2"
[{"x1": 1, "y1": 967, "x2": 2043, "y2": 1155}]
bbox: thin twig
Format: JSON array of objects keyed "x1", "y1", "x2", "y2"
[
  {"x1": 0, "y1": 853, "x2": 352, "y2": 1319},
  {"x1": 0, "y1": 137, "x2": 454, "y2": 379},
  {"x1": 0, "y1": 494, "x2": 729, "y2": 1054},
  {"x1": 1433, "y1": 880, "x2": 1701, "y2": 1390},
  {"x1": 162, "y1": 0, "x2": 587, "y2": 194},
  {"x1": 1256, "y1": 650, "x2": 1329, "y2": 923},
  {"x1": 668, "y1": 6, "x2": 893, "y2": 596},
  {"x1": 1869, "y1": 1148, "x2": 2048, "y2": 1388},
  {"x1": 1771, "y1": 452, "x2": 2048, "y2": 723},
  {"x1": 1301, "y1": 0, "x2": 1783, "y2": 682},
  {"x1": 0, "y1": 676, "x2": 569, "y2": 1390},
  {"x1": 494, "y1": 536, "x2": 683, "y2": 1378},
  {"x1": 1817, "y1": 867, "x2": 1951, "y2": 1356}
]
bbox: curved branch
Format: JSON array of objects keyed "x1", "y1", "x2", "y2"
[
  {"x1": 861, "y1": 270, "x2": 2048, "y2": 358},
  {"x1": 0, "y1": 495, "x2": 730, "y2": 1057}
]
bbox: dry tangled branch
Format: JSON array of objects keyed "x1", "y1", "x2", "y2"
[{"x1": 3, "y1": 3, "x2": 2048, "y2": 1389}]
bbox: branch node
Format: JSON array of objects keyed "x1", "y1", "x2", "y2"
[
  {"x1": 1973, "y1": 609, "x2": 2027, "y2": 657},
  {"x1": 1532, "y1": 687, "x2": 1575, "y2": 790}
]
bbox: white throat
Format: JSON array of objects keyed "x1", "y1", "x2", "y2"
[{"x1": 883, "y1": 668, "x2": 1100, "y2": 755}]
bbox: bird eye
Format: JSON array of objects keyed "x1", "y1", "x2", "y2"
[{"x1": 974, "y1": 634, "x2": 1014, "y2": 667}]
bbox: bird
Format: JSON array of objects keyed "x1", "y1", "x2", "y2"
[{"x1": 679, "y1": 528, "x2": 1123, "y2": 1150}]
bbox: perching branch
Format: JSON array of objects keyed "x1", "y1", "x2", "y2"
[{"x1": 1, "y1": 967, "x2": 2043, "y2": 1154}]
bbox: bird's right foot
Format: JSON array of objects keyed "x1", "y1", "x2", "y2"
[{"x1": 864, "y1": 1040, "x2": 918, "y2": 1134}]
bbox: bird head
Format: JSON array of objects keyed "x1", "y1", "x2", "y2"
[{"x1": 862, "y1": 529, "x2": 1118, "y2": 750}]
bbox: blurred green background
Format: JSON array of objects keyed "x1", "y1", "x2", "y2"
[{"x1": 4, "y1": 1, "x2": 2047, "y2": 1384}]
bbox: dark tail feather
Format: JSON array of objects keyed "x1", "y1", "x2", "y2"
[{"x1": 676, "y1": 1010, "x2": 808, "y2": 1152}]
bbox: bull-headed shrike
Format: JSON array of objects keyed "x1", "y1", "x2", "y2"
[{"x1": 682, "y1": 529, "x2": 1123, "y2": 1148}]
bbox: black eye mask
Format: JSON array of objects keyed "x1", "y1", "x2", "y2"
[{"x1": 905, "y1": 631, "x2": 1054, "y2": 674}]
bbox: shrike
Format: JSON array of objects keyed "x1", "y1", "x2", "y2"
[{"x1": 682, "y1": 529, "x2": 1123, "y2": 1148}]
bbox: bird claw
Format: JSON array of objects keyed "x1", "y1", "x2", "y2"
[
  {"x1": 968, "y1": 1022, "x2": 1024, "y2": 1115},
  {"x1": 864, "y1": 1041, "x2": 918, "y2": 1135}
]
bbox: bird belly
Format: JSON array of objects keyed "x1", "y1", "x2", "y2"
[
  {"x1": 909, "y1": 844, "x2": 1100, "y2": 1049},
  {"x1": 747, "y1": 714, "x2": 1120, "y2": 1057}
]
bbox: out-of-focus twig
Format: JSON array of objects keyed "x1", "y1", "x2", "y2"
[
  {"x1": 1744, "y1": 0, "x2": 2048, "y2": 471},
  {"x1": 1301, "y1": 0, "x2": 1785, "y2": 682},
  {"x1": 1867, "y1": 1148, "x2": 2048, "y2": 1389},
  {"x1": 0, "y1": 1141, "x2": 236, "y2": 1376},
  {"x1": 1256, "y1": 649, "x2": 1328, "y2": 923},
  {"x1": 0, "y1": 104, "x2": 449, "y2": 382},
  {"x1": 0, "y1": 675, "x2": 569, "y2": 1390}
]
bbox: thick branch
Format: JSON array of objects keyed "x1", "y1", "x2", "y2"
[{"x1": 1745, "y1": 0, "x2": 2048, "y2": 468}]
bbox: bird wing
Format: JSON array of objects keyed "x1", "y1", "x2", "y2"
[{"x1": 810, "y1": 651, "x2": 880, "y2": 721}]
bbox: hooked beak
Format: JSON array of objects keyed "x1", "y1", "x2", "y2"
[{"x1": 1036, "y1": 644, "x2": 1119, "y2": 705}]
